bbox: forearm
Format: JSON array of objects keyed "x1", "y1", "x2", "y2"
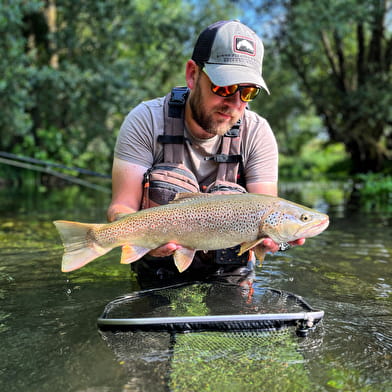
[
  {"x1": 107, "y1": 203, "x2": 137, "y2": 222},
  {"x1": 246, "y1": 181, "x2": 278, "y2": 196},
  {"x1": 107, "y1": 158, "x2": 147, "y2": 222}
]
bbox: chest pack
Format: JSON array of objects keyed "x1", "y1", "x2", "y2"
[{"x1": 142, "y1": 87, "x2": 247, "y2": 209}]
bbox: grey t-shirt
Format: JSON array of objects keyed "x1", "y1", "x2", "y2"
[{"x1": 114, "y1": 96, "x2": 278, "y2": 187}]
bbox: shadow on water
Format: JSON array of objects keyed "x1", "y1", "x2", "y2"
[{"x1": 0, "y1": 183, "x2": 391, "y2": 391}]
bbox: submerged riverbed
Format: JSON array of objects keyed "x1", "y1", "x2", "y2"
[{"x1": 0, "y1": 185, "x2": 391, "y2": 391}]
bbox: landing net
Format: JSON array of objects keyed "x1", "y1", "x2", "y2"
[
  {"x1": 98, "y1": 282, "x2": 323, "y2": 336},
  {"x1": 98, "y1": 282, "x2": 324, "y2": 392}
]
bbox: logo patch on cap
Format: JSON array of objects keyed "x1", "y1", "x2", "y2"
[{"x1": 234, "y1": 36, "x2": 256, "y2": 56}]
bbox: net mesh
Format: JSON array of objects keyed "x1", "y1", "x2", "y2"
[
  {"x1": 169, "y1": 330, "x2": 314, "y2": 392},
  {"x1": 100, "y1": 328, "x2": 318, "y2": 392}
]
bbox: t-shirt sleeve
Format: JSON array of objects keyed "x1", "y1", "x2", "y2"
[
  {"x1": 242, "y1": 113, "x2": 278, "y2": 184},
  {"x1": 114, "y1": 99, "x2": 164, "y2": 168}
]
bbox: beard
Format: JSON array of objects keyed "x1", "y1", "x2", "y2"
[{"x1": 188, "y1": 79, "x2": 238, "y2": 136}]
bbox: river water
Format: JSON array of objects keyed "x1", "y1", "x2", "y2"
[{"x1": 0, "y1": 185, "x2": 391, "y2": 391}]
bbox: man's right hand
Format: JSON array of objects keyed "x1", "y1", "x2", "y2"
[{"x1": 148, "y1": 243, "x2": 183, "y2": 258}]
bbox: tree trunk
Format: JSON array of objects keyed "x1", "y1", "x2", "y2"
[
  {"x1": 344, "y1": 125, "x2": 386, "y2": 173},
  {"x1": 44, "y1": 0, "x2": 58, "y2": 69}
]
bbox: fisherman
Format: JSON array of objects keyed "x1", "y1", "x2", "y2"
[{"x1": 107, "y1": 20, "x2": 304, "y2": 285}]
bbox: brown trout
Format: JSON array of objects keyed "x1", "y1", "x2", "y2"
[{"x1": 53, "y1": 193, "x2": 329, "y2": 273}]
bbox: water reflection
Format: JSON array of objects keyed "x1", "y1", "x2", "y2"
[
  {"x1": 0, "y1": 185, "x2": 391, "y2": 391},
  {"x1": 260, "y1": 208, "x2": 392, "y2": 391}
]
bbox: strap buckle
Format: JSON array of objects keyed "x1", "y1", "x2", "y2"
[
  {"x1": 168, "y1": 87, "x2": 189, "y2": 118},
  {"x1": 204, "y1": 154, "x2": 242, "y2": 163},
  {"x1": 224, "y1": 119, "x2": 241, "y2": 137}
]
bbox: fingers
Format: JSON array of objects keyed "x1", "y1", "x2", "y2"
[
  {"x1": 261, "y1": 238, "x2": 280, "y2": 253},
  {"x1": 210, "y1": 190, "x2": 239, "y2": 195},
  {"x1": 289, "y1": 238, "x2": 306, "y2": 246},
  {"x1": 148, "y1": 243, "x2": 182, "y2": 258},
  {"x1": 148, "y1": 238, "x2": 306, "y2": 258},
  {"x1": 261, "y1": 237, "x2": 306, "y2": 254}
]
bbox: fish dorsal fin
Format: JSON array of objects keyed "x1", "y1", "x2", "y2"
[
  {"x1": 170, "y1": 192, "x2": 213, "y2": 204},
  {"x1": 115, "y1": 212, "x2": 132, "y2": 220}
]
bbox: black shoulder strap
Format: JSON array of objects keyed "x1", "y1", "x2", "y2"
[
  {"x1": 160, "y1": 86, "x2": 244, "y2": 184},
  {"x1": 160, "y1": 87, "x2": 189, "y2": 163},
  {"x1": 211, "y1": 119, "x2": 243, "y2": 183}
]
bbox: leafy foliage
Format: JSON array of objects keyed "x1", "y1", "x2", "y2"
[
  {"x1": 279, "y1": 141, "x2": 350, "y2": 181},
  {"x1": 0, "y1": 0, "x2": 40, "y2": 146},
  {"x1": 2, "y1": 0, "x2": 391, "y2": 195},
  {"x1": 353, "y1": 173, "x2": 392, "y2": 212},
  {"x1": 250, "y1": 0, "x2": 392, "y2": 174},
  {"x1": 0, "y1": 0, "x2": 237, "y2": 178}
]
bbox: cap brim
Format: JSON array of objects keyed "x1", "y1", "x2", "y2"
[{"x1": 205, "y1": 63, "x2": 270, "y2": 95}]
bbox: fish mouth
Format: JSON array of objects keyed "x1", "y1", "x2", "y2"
[{"x1": 298, "y1": 217, "x2": 329, "y2": 238}]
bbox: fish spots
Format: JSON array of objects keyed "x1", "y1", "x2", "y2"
[
  {"x1": 264, "y1": 211, "x2": 281, "y2": 227},
  {"x1": 96, "y1": 194, "x2": 327, "y2": 251}
]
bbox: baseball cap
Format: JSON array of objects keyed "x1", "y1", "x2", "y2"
[{"x1": 192, "y1": 20, "x2": 270, "y2": 94}]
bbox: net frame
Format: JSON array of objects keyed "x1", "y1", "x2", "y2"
[{"x1": 97, "y1": 285, "x2": 324, "y2": 337}]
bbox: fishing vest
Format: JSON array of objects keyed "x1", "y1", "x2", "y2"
[
  {"x1": 142, "y1": 87, "x2": 247, "y2": 209},
  {"x1": 141, "y1": 87, "x2": 251, "y2": 266}
]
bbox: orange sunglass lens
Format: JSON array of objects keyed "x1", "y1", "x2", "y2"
[
  {"x1": 212, "y1": 85, "x2": 239, "y2": 97},
  {"x1": 211, "y1": 83, "x2": 260, "y2": 102},
  {"x1": 241, "y1": 87, "x2": 259, "y2": 101}
]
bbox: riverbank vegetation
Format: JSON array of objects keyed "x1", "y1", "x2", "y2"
[{"x1": 0, "y1": 0, "x2": 390, "y2": 210}]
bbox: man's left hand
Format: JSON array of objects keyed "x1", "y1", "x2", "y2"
[{"x1": 261, "y1": 238, "x2": 306, "y2": 253}]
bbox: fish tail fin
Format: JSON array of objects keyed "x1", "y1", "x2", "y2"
[{"x1": 53, "y1": 220, "x2": 111, "y2": 272}]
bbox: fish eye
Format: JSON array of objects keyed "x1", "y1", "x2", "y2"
[{"x1": 300, "y1": 213, "x2": 311, "y2": 222}]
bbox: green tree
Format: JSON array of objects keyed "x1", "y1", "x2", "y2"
[
  {"x1": 0, "y1": 0, "x2": 237, "y2": 178},
  {"x1": 0, "y1": 0, "x2": 40, "y2": 150},
  {"x1": 248, "y1": 0, "x2": 392, "y2": 174}
]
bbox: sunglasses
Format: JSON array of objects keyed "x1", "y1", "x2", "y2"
[
  {"x1": 201, "y1": 69, "x2": 261, "y2": 102},
  {"x1": 210, "y1": 82, "x2": 261, "y2": 102},
  {"x1": 203, "y1": 69, "x2": 261, "y2": 103}
]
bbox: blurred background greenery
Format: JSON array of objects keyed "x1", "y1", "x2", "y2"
[{"x1": 0, "y1": 0, "x2": 391, "y2": 210}]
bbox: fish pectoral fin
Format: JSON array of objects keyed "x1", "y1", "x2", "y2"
[
  {"x1": 238, "y1": 238, "x2": 266, "y2": 255},
  {"x1": 253, "y1": 245, "x2": 267, "y2": 267},
  {"x1": 120, "y1": 245, "x2": 151, "y2": 264},
  {"x1": 173, "y1": 247, "x2": 196, "y2": 273},
  {"x1": 239, "y1": 239, "x2": 268, "y2": 267}
]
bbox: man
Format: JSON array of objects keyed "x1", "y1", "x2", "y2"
[{"x1": 107, "y1": 20, "x2": 303, "y2": 283}]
